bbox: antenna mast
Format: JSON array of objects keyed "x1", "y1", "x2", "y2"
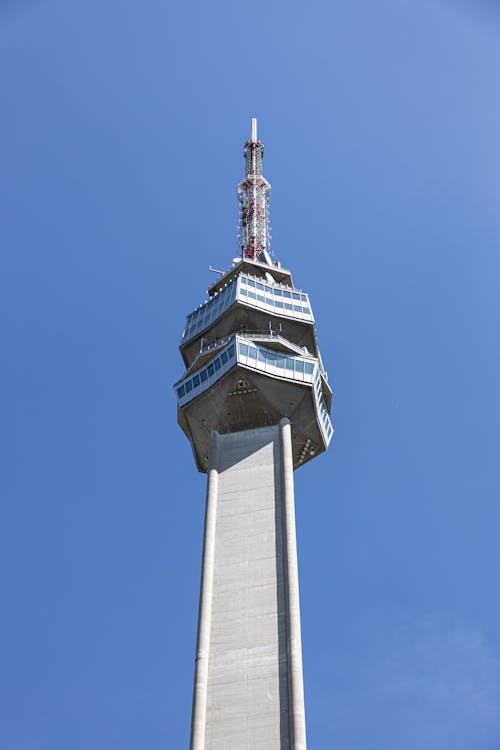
[{"x1": 238, "y1": 117, "x2": 271, "y2": 261}]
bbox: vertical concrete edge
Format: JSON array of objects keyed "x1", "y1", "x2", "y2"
[
  {"x1": 280, "y1": 418, "x2": 307, "y2": 750},
  {"x1": 190, "y1": 430, "x2": 219, "y2": 750}
]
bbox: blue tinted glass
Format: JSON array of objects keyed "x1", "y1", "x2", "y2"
[
  {"x1": 240, "y1": 343, "x2": 249, "y2": 356},
  {"x1": 214, "y1": 358, "x2": 221, "y2": 371},
  {"x1": 185, "y1": 380, "x2": 193, "y2": 393},
  {"x1": 227, "y1": 344, "x2": 235, "y2": 357},
  {"x1": 177, "y1": 385, "x2": 185, "y2": 398},
  {"x1": 193, "y1": 374, "x2": 200, "y2": 387},
  {"x1": 247, "y1": 291, "x2": 256, "y2": 299},
  {"x1": 248, "y1": 347, "x2": 257, "y2": 359},
  {"x1": 286, "y1": 359, "x2": 294, "y2": 371},
  {"x1": 221, "y1": 351, "x2": 228, "y2": 365},
  {"x1": 207, "y1": 364, "x2": 214, "y2": 376},
  {"x1": 240, "y1": 288, "x2": 248, "y2": 296},
  {"x1": 284, "y1": 303, "x2": 293, "y2": 311},
  {"x1": 256, "y1": 294, "x2": 265, "y2": 303},
  {"x1": 283, "y1": 291, "x2": 291, "y2": 299},
  {"x1": 273, "y1": 288, "x2": 282, "y2": 296},
  {"x1": 292, "y1": 292, "x2": 300, "y2": 300},
  {"x1": 305, "y1": 362, "x2": 314, "y2": 374},
  {"x1": 256, "y1": 283, "x2": 264, "y2": 291},
  {"x1": 293, "y1": 305, "x2": 302, "y2": 312},
  {"x1": 200, "y1": 370, "x2": 208, "y2": 382},
  {"x1": 275, "y1": 301, "x2": 283, "y2": 309},
  {"x1": 258, "y1": 350, "x2": 266, "y2": 362},
  {"x1": 295, "y1": 360, "x2": 304, "y2": 373}
]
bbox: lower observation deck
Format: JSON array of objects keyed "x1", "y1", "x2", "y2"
[{"x1": 174, "y1": 334, "x2": 333, "y2": 472}]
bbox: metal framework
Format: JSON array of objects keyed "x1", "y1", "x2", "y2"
[{"x1": 237, "y1": 118, "x2": 271, "y2": 260}]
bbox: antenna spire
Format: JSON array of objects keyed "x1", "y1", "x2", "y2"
[{"x1": 238, "y1": 118, "x2": 271, "y2": 261}]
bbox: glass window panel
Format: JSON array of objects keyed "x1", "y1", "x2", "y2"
[
  {"x1": 214, "y1": 358, "x2": 221, "y2": 371},
  {"x1": 248, "y1": 347, "x2": 257, "y2": 359},
  {"x1": 275, "y1": 300, "x2": 284, "y2": 309},
  {"x1": 258, "y1": 350, "x2": 266, "y2": 362},
  {"x1": 221, "y1": 351, "x2": 228, "y2": 365},
  {"x1": 292, "y1": 292, "x2": 300, "y2": 300},
  {"x1": 240, "y1": 343, "x2": 249, "y2": 356},
  {"x1": 207, "y1": 364, "x2": 215, "y2": 377},
  {"x1": 240, "y1": 288, "x2": 248, "y2": 297},
  {"x1": 284, "y1": 303, "x2": 293, "y2": 311},
  {"x1": 256, "y1": 294, "x2": 265, "y2": 303},
  {"x1": 286, "y1": 359, "x2": 294, "y2": 371},
  {"x1": 247, "y1": 291, "x2": 256, "y2": 300},
  {"x1": 273, "y1": 288, "x2": 282, "y2": 296},
  {"x1": 283, "y1": 291, "x2": 291, "y2": 299},
  {"x1": 295, "y1": 360, "x2": 305, "y2": 373},
  {"x1": 256, "y1": 283, "x2": 264, "y2": 291},
  {"x1": 305, "y1": 362, "x2": 314, "y2": 375},
  {"x1": 293, "y1": 305, "x2": 302, "y2": 312},
  {"x1": 193, "y1": 374, "x2": 200, "y2": 387},
  {"x1": 177, "y1": 385, "x2": 185, "y2": 398},
  {"x1": 185, "y1": 380, "x2": 193, "y2": 393},
  {"x1": 200, "y1": 370, "x2": 208, "y2": 383},
  {"x1": 227, "y1": 344, "x2": 235, "y2": 358}
]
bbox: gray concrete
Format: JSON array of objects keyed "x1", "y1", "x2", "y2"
[{"x1": 189, "y1": 420, "x2": 307, "y2": 750}]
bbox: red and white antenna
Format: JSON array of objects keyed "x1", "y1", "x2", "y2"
[{"x1": 237, "y1": 118, "x2": 272, "y2": 261}]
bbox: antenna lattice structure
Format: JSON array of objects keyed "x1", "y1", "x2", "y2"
[{"x1": 237, "y1": 118, "x2": 271, "y2": 261}]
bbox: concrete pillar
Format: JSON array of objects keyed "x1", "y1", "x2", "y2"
[
  {"x1": 189, "y1": 423, "x2": 307, "y2": 750},
  {"x1": 280, "y1": 418, "x2": 307, "y2": 750}
]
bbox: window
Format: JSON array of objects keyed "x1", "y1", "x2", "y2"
[
  {"x1": 185, "y1": 380, "x2": 193, "y2": 393},
  {"x1": 240, "y1": 343, "x2": 249, "y2": 356},
  {"x1": 248, "y1": 347, "x2": 257, "y2": 359},
  {"x1": 284, "y1": 303, "x2": 293, "y2": 311},
  {"x1": 286, "y1": 359, "x2": 294, "y2": 372},
  {"x1": 221, "y1": 351, "x2": 228, "y2": 365},
  {"x1": 295, "y1": 360, "x2": 304, "y2": 374},
  {"x1": 200, "y1": 370, "x2": 208, "y2": 383},
  {"x1": 207, "y1": 364, "x2": 214, "y2": 377},
  {"x1": 305, "y1": 362, "x2": 314, "y2": 375},
  {"x1": 214, "y1": 358, "x2": 221, "y2": 371},
  {"x1": 193, "y1": 374, "x2": 200, "y2": 387},
  {"x1": 227, "y1": 344, "x2": 235, "y2": 358},
  {"x1": 177, "y1": 385, "x2": 185, "y2": 398}
]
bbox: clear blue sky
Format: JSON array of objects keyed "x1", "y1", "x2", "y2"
[{"x1": 1, "y1": 0, "x2": 500, "y2": 748}]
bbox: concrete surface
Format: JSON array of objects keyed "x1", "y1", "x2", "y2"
[{"x1": 190, "y1": 420, "x2": 306, "y2": 750}]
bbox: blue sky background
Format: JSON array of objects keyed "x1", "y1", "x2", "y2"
[{"x1": 1, "y1": 0, "x2": 500, "y2": 748}]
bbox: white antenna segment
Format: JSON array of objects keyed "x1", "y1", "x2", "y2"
[{"x1": 251, "y1": 117, "x2": 257, "y2": 142}]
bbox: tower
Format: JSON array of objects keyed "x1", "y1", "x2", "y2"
[{"x1": 174, "y1": 119, "x2": 333, "y2": 750}]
